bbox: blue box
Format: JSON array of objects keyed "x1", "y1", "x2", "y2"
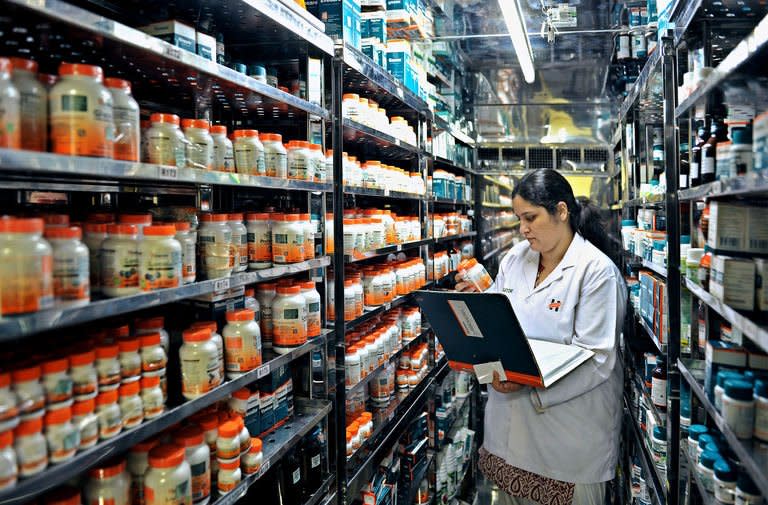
[
  {"x1": 259, "y1": 391, "x2": 276, "y2": 434},
  {"x1": 307, "y1": 0, "x2": 362, "y2": 48},
  {"x1": 140, "y1": 21, "x2": 196, "y2": 54},
  {"x1": 259, "y1": 363, "x2": 291, "y2": 393}
]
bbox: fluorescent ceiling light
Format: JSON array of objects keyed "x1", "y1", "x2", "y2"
[{"x1": 497, "y1": 0, "x2": 535, "y2": 83}]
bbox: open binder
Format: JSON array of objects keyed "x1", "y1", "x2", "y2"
[{"x1": 413, "y1": 290, "x2": 594, "y2": 388}]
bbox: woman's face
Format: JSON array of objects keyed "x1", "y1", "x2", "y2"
[{"x1": 512, "y1": 196, "x2": 571, "y2": 254}]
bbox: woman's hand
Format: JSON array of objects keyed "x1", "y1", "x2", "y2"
[
  {"x1": 491, "y1": 371, "x2": 524, "y2": 394},
  {"x1": 454, "y1": 271, "x2": 478, "y2": 292}
]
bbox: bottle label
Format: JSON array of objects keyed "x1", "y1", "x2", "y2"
[
  {"x1": 274, "y1": 307, "x2": 308, "y2": 347},
  {"x1": 101, "y1": 245, "x2": 139, "y2": 289},
  {"x1": 701, "y1": 156, "x2": 715, "y2": 176},
  {"x1": 182, "y1": 353, "x2": 222, "y2": 395},
  {"x1": 213, "y1": 143, "x2": 235, "y2": 172},
  {"x1": 148, "y1": 132, "x2": 178, "y2": 166},
  {"x1": 307, "y1": 302, "x2": 321, "y2": 337},
  {"x1": 230, "y1": 231, "x2": 248, "y2": 269},
  {"x1": 180, "y1": 239, "x2": 196, "y2": 280},
  {"x1": 651, "y1": 377, "x2": 667, "y2": 407},
  {"x1": 234, "y1": 145, "x2": 258, "y2": 175},
  {"x1": 139, "y1": 248, "x2": 181, "y2": 291},
  {"x1": 289, "y1": 156, "x2": 308, "y2": 180},
  {"x1": 113, "y1": 105, "x2": 140, "y2": 161},
  {"x1": 187, "y1": 141, "x2": 213, "y2": 170},
  {"x1": 51, "y1": 95, "x2": 113, "y2": 157},
  {"x1": 247, "y1": 227, "x2": 272, "y2": 263},
  {"x1": 690, "y1": 161, "x2": 699, "y2": 180},
  {"x1": 189, "y1": 460, "x2": 211, "y2": 501},
  {"x1": 19, "y1": 91, "x2": 46, "y2": 152},
  {"x1": 52, "y1": 253, "x2": 90, "y2": 301}
]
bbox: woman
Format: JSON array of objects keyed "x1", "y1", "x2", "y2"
[{"x1": 457, "y1": 170, "x2": 626, "y2": 505}]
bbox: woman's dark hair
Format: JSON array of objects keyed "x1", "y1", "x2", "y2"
[{"x1": 512, "y1": 169, "x2": 610, "y2": 255}]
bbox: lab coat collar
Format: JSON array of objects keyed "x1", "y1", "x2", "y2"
[{"x1": 525, "y1": 233, "x2": 587, "y2": 295}]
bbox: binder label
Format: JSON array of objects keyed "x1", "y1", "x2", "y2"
[{"x1": 447, "y1": 300, "x2": 484, "y2": 338}]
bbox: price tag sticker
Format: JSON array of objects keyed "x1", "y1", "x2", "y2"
[
  {"x1": 257, "y1": 364, "x2": 270, "y2": 379},
  {"x1": 394, "y1": 139, "x2": 401, "y2": 146},
  {"x1": 260, "y1": 459, "x2": 271, "y2": 476},
  {"x1": 384, "y1": 189, "x2": 390, "y2": 196},
  {"x1": 396, "y1": 87, "x2": 404, "y2": 98},
  {"x1": 163, "y1": 46, "x2": 182, "y2": 61},
  {"x1": 158, "y1": 166, "x2": 178, "y2": 179},
  {"x1": 214, "y1": 278, "x2": 230, "y2": 292},
  {"x1": 396, "y1": 244, "x2": 402, "y2": 251},
  {"x1": 383, "y1": 302, "x2": 391, "y2": 310}
]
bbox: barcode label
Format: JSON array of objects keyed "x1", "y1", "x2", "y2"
[
  {"x1": 164, "y1": 46, "x2": 182, "y2": 60},
  {"x1": 719, "y1": 237, "x2": 741, "y2": 248},
  {"x1": 158, "y1": 166, "x2": 178, "y2": 179},
  {"x1": 750, "y1": 239, "x2": 768, "y2": 251},
  {"x1": 257, "y1": 364, "x2": 270, "y2": 378},
  {"x1": 214, "y1": 278, "x2": 230, "y2": 292}
]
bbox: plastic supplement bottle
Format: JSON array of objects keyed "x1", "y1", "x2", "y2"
[
  {"x1": 50, "y1": 63, "x2": 113, "y2": 157},
  {"x1": 139, "y1": 225, "x2": 182, "y2": 291},
  {"x1": 70, "y1": 350, "x2": 98, "y2": 400},
  {"x1": 228, "y1": 214, "x2": 248, "y2": 273},
  {"x1": 135, "y1": 316, "x2": 171, "y2": 356},
  {"x1": 44, "y1": 406, "x2": 79, "y2": 463},
  {"x1": 261, "y1": 133, "x2": 287, "y2": 177},
  {"x1": 0, "y1": 372, "x2": 19, "y2": 434},
  {"x1": 174, "y1": 426, "x2": 211, "y2": 505},
  {"x1": 45, "y1": 226, "x2": 90, "y2": 305},
  {"x1": 101, "y1": 224, "x2": 140, "y2": 297},
  {"x1": 13, "y1": 416, "x2": 47, "y2": 476},
  {"x1": 72, "y1": 398, "x2": 98, "y2": 449},
  {"x1": 128, "y1": 438, "x2": 159, "y2": 505},
  {"x1": 0, "y1": 58, "x2": 20, "y2": 149},
  {"x1": 140, "y1": 333, "x2": 168, "y2": 401},
  {"x1": 96, "y1": 343, "x2": 122, "y2": 392},
  {"x1": 83, "y1": 223, "x2": 108, "y2": 295},
  {"x1": 85, "y1": 460, "x2": 130, "y2": 505},
  {"x1": 217, "y1": 458, "x2": 241, "y2": 495},
  {"x1": 145, "y1": 444, "x2": 192, "y2": 505},
  {"x1": 185, "y1": 119, "x2": 214, "y2": 170},
  {"x1": 180, "y1": 328, "x2": 222, "y2": 399},
  {"x1": 722, "y1": 380, "x2": 755, "y2": 439},
  {"x1": 147, "y1": 113, "x2": 186, "y2": 167},
  {"x1": 246, "y1": 213, "x2": 272, "y2": 270},
  {"x1": 118, "y1": 381, "x2": 143, "y2": 429},
  {"x1": 0, "y1": 430, "x2": 16, "y2": 490},
  {"x1": 189, "y1": 321, "x2": 225, "y2": 380},
  {"x1": 222, "y1": 308, "x2": 262, "y2": 378},
  {"x1": 95, "y1": 390, "x2": 122, "y2": 439},
  {"x1": 198, "y1": 213, "x2": 232, "y2": 279},
  {"x1": 300, "y1": 280, "x2": 321, "y2": 339},
  {"x1": 233, "y1": 129, "x2": 265, "y2": 175},
  {"x1": 287, "y1": 141, "x2": 311, "y2": 180},
  {"x1": 174, "y1": 221, "x2": 197, "y2": 284},
  {"x1": 256, "y1": 283, "x2": 276, "y2": 349},
  {"x1": 105, "y1": 78, "x2": 140, "y2": 162},
  {"x1": 272, "y1": 214, "x2": 305, "y2": 264},
  {"x1": 216, "y1": 420, "x2": 240, "y2": 461},
  {"x1": 457, "y1": 258, "x2": 493, "y2": 292},
  {"x1": 273, "y1": 284, "x2": 308, "y2": 354},
  {"x1": 0, "y1": 218, "x2": 54, "y2": 314},
  {"x1": 10, "y1": 57, "x2": 45, "y2": 151},
  {"x1": 211, "y1": 125, "x2": 234, "y2": 172}
]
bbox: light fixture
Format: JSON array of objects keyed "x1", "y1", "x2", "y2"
[{"x1": 497, "y1": 0, "x2": 536, "y2": 83}]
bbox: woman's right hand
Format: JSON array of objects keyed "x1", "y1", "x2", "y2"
[{"x1": 455, "y1": 271, "x2": 478, "y2": 292}]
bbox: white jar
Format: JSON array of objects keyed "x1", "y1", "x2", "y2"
[
  {"x1": 41, "y1": 358, "x2": 73, "y2": 406},
  {"x1": 260, "y1": 133, "x2": 287, "y2": 178},
  {"x1": 185, "y1": 119, "x2": 214, "y2": 170},
  {"x1": 174, "y1": 221, "x2": 197, "y2": 284},
  {"x1": 242, "y1": 437, "x2": 262, "y2": 474},
  {"x1": 325, "y1": 150, "x2": 334, "y2": 183},
  {"x1": 44, "y1": 405, "x2": 80, "y2": 463},
  {"x1": 174, "y1": 425, "x2": 211, "y2": 504},
  {"x1": 10, "y1": 57, "x2": 46, "y2": 152},
  {"x1": 95, "y1": 390, "x2": 122, "y2": 439},
  {"x1": 234, "y1": 416, "x2": 250, "y2": 455},
  {"x1": 255, "y1": 283, "x2": 277, "y2": 348},
  {"x1": 0, "y1": 218, "x2": 53, "y2": 314},
  {"x1": 139, "y1": 225, "x2": 182, "y2": 291},
  {"x1": 211, "y1": 125, "x2": 235, "y2": 172},
  {"x1": 198, "y1": 213, "x2": 232, "y2": 279},
  {"x1": 217, "y1": 458, "x2": 242, "y2": 494},
  {"x1": 342, "y1": 93, "x2": 360, "y2": 119},
  {"x1": 83, "y1": 222, "x2": 108, "y2": 295},
  {"x1": 189, "y1": 321, "x2": 225, "y2": 379},
  {"x1": 147, "y1": 113, "x2": 186, "y2": 167},
  {"x1": 70, "y1": 350, "x2": 98, "y2": 400},
  {"x1": 72, "y1": 398, "x2": 99, "y2": 449},
  {"x1": 50, "y1": 62, "x2": 112, "y2": 157},
  {"x1": 139, "y1": 376, "x2": 164, "y2": 419},
  {"x1": 216, "y1": 420, "x2": 240, "y2": 462},
  {"x1": 246, "y1": 213, "x2": 272, "y2": 270},
  {"x1": 101, "y1": 224, "x2": 140, "y2": 297},
  {"x1": 345, "y1": 346, "x2": 361, "y2": 387},
  {"x1": 0, "y1": 372, "x2": 18, "y2": 434},
  {"x1": 272, "y1": 214, "x2": 305, "y2": 264},
  {"x1": 13, "y1": 365, "x2": 45, "y2": 418},
  {"x1": 119, "y1": 213, "x2": 152, "y2": 238},
  {"x1": 140, "y1": 333, "x2": 168, "y2": 399},
  {"x1": 287, "y1": 141, "x2": 311, "y2": 180},
  {"x1": 233, "y1": 129, "x2": 266, "y2": 175},
  {"x1": 714, "y1": 460, "x2": 737, "y2": 505},
  {"x1": 228, "y1": 213, "x2": 248, "y2": 273},
  {"x1": 118, "y1": 382, "x2": 143, "y2": 429},
  {"x1": 86, "y1": 459, "x2": 131, "y2": 505},
  {"x1": 300, "y1": 280, "x2": 322, "y2": 338},
  {"x1": 0, "y1": 58, "x2": 18, "y2": 149},
  {"x1": 0, "y1": 430, "x2": 16, "y2": 490},
  {"x1": 96, "y1": 343, "x2": 122, "y2": 392},
  {"x1": 180, "y1": 327, "x2": 222, "y2": 399},
  {"x1": 105, "y1": 78, "x2": 140, "y2": 162},
  {"x1": 13, "y1": 417, "x2": 47, "y2": 476},
  {"x1": 135, "y1": 316, "x2": 171, "y2": 356},
  {"x1": 723, "y1": 380, "x2": 755, "y2": 439},
  {"x1": 128, "y1": 438, "x2": 160, "y2": 505},
  {"x1": 308, "y1": 144, "x2": 325, "y2": 181},
  {"x1": 145, "y1": 444, "x2": 192, "y2": 505},
  {"x1": 301, "y1": 213, "x2": 315, "y2": 260},
  {"x1": 272, "y1": 284, "x2": 308, "y2": 354},
  {"x1": 222, "y1": 308, "x2": 262, "y2": 378}
]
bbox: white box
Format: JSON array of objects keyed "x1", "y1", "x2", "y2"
[
  {"x1": 196, "y1": 31, "x2": 216, "y2": 62},
  {"x1": 747, "y1": 206, "x2": 768, "y2": 254},
  {"x1": 756, "y1": 258, "x2": 768, "y2": 312},
  {"x1": 710, "y1": 255, "x2": 755, "y2": 311},
  {"x1": 708, "y1": 202, "x2": 748, "y2": 252},
  {"x1": 139, "y1": 20, "x2": 196, "y2": 53}
]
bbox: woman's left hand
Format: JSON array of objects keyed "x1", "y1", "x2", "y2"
[{"x1": 491, "y1": 371, "x2": 524, "y2": 394}]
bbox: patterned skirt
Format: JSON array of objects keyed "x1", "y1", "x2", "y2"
[{"x1": 478, "y1": 448, "x2": 576, "y2": 505}]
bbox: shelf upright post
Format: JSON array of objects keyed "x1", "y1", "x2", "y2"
[
  {"x1": 332, "y1": 42, "x2": 346, "y2": 505},
  {"x1": 662, "y1": 30, "x2": 682, "y2": 505}
]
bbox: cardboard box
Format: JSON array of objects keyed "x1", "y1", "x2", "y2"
[
  {"x1": 705, "y1": 340, "x2": 747, "y2": 400},
  {"x1": 196, "y1": 31, "x2": 216, "y2": 61},
  {"x1": 747, "y1": 206, "x2": 768, "y2": 254},
  {"x1": 756, "y1": 258, "x2": 768, "y2": 311},
  {"x1": 710, "y1": 255, "x2": 755, "y2": 311},
  {"x1": 140, "y1": 20, "x2": 196, "y2": 53},
  {"x1": 259, "y1": 391, "x2": 276, "y2": 434},
  {"x1": 708, "y1": 202, "x2": 748, "y2": 253},
  {"x1": 308, "y1": 0, "x2": 362, "y2": 48}
]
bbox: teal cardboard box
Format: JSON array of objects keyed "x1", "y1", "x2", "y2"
[{"x1": 307, "y1": 0, "x2": 362, "y2": 48}]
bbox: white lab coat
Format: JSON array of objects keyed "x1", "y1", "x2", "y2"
[{"x1": 482, "y1": 233, "x2": 626, "y2": 484}]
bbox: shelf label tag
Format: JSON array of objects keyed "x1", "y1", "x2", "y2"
[
  {"x1": 396, "y1": 244, "x2": 402, "y2": 251},
  {"x1": 383, "y1": 189, "x2": 390, "y2": 196},
  {"x1": 214, "y1": 278, "x2": 230, "y2": 292},
  {"x1": 260, "y1": 459, "x2": 271, "y2": 476},
  {"x1": 257, "y1": 364, "x2": 271, "y2": 379},
  {"x1": 158, "y1": 166, "x2": 178, "y2": 179},
  {"x1": 163, "y1": 46, "x2": 182, "y2": 61},
  {"x1": 383, "y1": 302, "x2": 391, "y2": 310}
]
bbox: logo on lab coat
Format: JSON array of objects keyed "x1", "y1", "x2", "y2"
[{"x1": 548, "y1": 299, "x2": 562, "y2": 312}]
